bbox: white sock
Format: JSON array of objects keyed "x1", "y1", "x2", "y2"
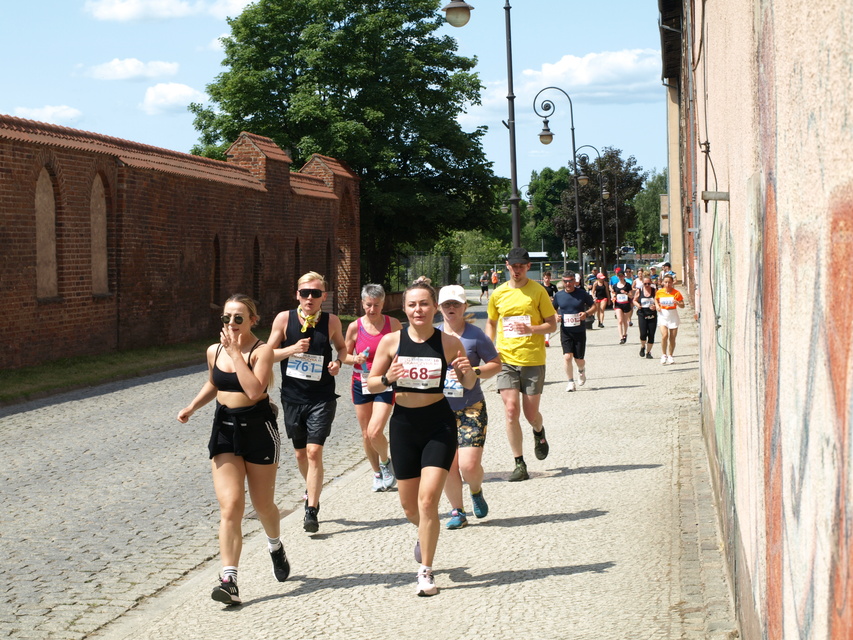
[
  {"x1": 419, "y1": 564, "x2": 432, "y2": 574},
  {"x1": 223, "y1": 566, "x2": 238, "y2": 582},
  {"x1": 267, "y1": 536, "x2": 282, "y2": 552}
]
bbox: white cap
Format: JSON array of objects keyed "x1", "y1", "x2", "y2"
[{"x1": 438, "y1": 285, "x2": 467, "y2": 305}]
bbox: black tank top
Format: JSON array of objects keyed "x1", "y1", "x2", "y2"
[
  {"x1": 393, "y1": 328, "x2": 448, "y2": 394},
  {"x1": 211, "y1": 340, "x2": 262, "y2": 393},
  {"x1": 280, "y1": 309, "x2": 336, "y2": 404}
]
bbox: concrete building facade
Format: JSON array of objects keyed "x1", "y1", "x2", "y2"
[{"x1": 660, "y1": 1, "x2": 853, "y2": 637}]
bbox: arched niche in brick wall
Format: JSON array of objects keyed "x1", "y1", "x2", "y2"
[
  {"x1": 35, "y1": 167, "x2": 58, "y2": 299},
  {"x1": 90, "y1": 174, "x2": 109, "y2": 295},
  {"x1": 212, "y1": 234, "x2": 221, "y2": 305}
]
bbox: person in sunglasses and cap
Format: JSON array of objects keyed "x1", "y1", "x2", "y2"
[{"x1": 269, "y1": 271, "x2": 349, "y2": 534}]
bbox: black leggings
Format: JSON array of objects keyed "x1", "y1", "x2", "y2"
[
  {"x1": 389, "y1": 398, "x2": 457, "y2": 480},
  {"x1": 638, "y1": 313, "x2": 657, "y2": 343}
]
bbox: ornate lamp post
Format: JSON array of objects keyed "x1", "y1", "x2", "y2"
[
  {"x1": 443, "y1": 1, "x2": 523, "y2": 248},
  {"x1": 575, "y1": 145, "x2": 610, "y2": 268},
  {"x1": 533, "y1": 86, "x2": 587, "y2": 272}
]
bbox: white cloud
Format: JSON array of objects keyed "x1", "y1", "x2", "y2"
[
  {"x1": 205, "y1": 33, "x2": 229, "y2": 51},
  {"x1": 140, "y1": 83, "x2": 206, "y2": 115},
  {"x1": 89, "y1": 58, "x2": 179, "y2": 80},
  {"x1": 522, "y1": 49, "x2": 662, "y2": 104},
  {"x1": 14, "y1": 105, "x2": 83, "y2": 124},
  {"x1": 84, "y1": 0, "x2": 252, "y2": 20},
  {"x1": 208, "y1": 0, "x2": 253, "y2": 19}
]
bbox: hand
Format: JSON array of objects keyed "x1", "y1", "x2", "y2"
[
  {"x1": 451, "y1": 350, "x2": 471, "y2": 376},
  {"x1": 177, "y1": 407, "x2": 193, "y2": 423},
  {"x1": 387, "y1": 354, "x2": 404, "y2": 383},
  {"x1": 328, "y1": 358, "x2": 341, "y2": 376},
  {"x1": 292, "y1": 338, "x2": 311, "y2": 354},
  {"x1": 353, "y1": 351, "x2": 367, "y2": 367},
  {"x1": 220, "y1": 328, "x2": 241, "y2": 359},
  {"x1": 513, "y1": 320, "x2": 532, "y2": 335}
]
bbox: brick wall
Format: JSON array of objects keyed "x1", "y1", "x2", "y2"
[{"x1": 0, "y1": 117, "x2": 360, "y2": 369}]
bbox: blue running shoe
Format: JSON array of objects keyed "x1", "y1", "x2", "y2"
[
  {"x1": 446, "y1": 508, "x2": 468, "y2": 529},
  {"x1": 470, "y1": 490, "x2": 489, "y2": 518}
]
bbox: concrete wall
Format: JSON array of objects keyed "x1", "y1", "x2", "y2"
[{"x1": 665, "y1": 1, "x2": 853, "y2": 637}]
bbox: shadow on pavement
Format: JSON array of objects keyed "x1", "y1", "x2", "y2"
[
  {"x1": 475, "y1": 508, "x2": 607, "y2": 528},
  {"x1": 551, "y1": 463, "x2": 663, "y2": 477},
  {"x1": 229, "y1": 559, "x2": 616, "y2": 606}
]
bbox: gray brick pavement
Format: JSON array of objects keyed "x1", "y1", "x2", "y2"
[{"x1": 1, "y1": 300, "x2": 738, "y2": 639}]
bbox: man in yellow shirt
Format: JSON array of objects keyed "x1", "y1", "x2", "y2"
[{"x1": 486, "y1": 248, "x2": 557, "y2": 481}]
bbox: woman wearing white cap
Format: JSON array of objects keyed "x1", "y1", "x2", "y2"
[{"x1": 437, "y1": 285, "x2": 501, "y2": 530}]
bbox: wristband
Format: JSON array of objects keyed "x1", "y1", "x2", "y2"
[{"x1": 381, "y1": 374, "x2": 391, "y2": 387}]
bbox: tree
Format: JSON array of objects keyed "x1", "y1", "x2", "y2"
[
  {"x1": 189, "y1": 0, "x2": 501, "y2": 285},
  {"x1": 527, "y1": 147, "x2": 645, "y2": 269},
  {"x1": 626, "y1": 168, "x2": 667, "y2": 256}
]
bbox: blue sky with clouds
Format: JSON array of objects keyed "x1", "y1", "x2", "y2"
[{"x1": 0, "y1": 0, "x2": 667, "y2": 186}]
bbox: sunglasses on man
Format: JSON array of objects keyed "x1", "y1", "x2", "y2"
[
  {"x1": 299, "y1": 288, "x2": 324, "y2": 299},
  {"x1": 220, "y1": 314, "x2": 244, "y2": 324}
]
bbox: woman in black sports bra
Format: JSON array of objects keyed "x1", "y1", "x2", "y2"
[
  {"x1": 368, "y1": 282, "x2": 476, "y2": 597},
  {"x1": 177, "y1": 294, "x2": 290, "y2": 606}
]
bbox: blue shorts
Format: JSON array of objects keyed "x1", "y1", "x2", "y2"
[{"x1": 351, "y1": 377, "x2": 395, "y2": 406}]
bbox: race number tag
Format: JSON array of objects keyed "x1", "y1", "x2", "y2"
[
  {"x1": 616, "y1": 293, "x2": 629, "y2": 304},
  {"x1": 641, "y1": 298, "x2": 654, "y2": 308},
  {"x1": 502, "y1": 315, "x2": 531, "y2": 339},
  {"x1": 286, "y1": 352, "x2": 324, "y2": 381},
  {"x1": 660, "y1": 296, "x2": 675, "y2": 307},
  {"x1": 563, "y1": 313, "x2": 581, "y2": 327},
  {"x1": 443, "y1": 369, "x2": 464, "y2": 398},
  {"x1": 396, "y1": 356, "x2": 442, "y2": 390}
]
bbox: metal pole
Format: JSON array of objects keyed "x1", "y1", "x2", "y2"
[{"x1": 504, "y1": 0, "x2": 521, "y2": 248}]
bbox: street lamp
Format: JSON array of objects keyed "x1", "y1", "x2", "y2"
[
  {"x1": 443, "y1": 1, "x2": 522, "y2": 248},
  {"x1": 576, "y1": 144, "x2": 609, "y2": 268},
  {"x1": 533, "y1": 86, "x2": 585, "y2": 272}
]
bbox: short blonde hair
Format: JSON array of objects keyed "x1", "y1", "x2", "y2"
[{"x1": 298, "y1": 271, "x2": 326, "y2": 288}]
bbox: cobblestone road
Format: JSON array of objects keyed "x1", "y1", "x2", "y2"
[{"x1": 0, "y1": 299, "x2": 738, "y2": 639}]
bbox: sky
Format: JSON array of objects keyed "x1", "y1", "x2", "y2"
[{"x1": 0, "y1": 0, "x2": 668, "y2": 189}]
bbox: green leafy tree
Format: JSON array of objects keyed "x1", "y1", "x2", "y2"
[
  {"x1": 189, "y1": 0, "x2": 501, "y2": 285},
  {"x1": 528, "y1": 147, "x2": 644, "y2": 269},
  {"x1": 625, "y1": 168, "x2": 667, "y2": 256}
]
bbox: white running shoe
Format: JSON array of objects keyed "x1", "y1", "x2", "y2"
[
  {"x1": 416, "y1": 569, "x2": 437, "y2": 597},
  {"x1": 566, "y1": 380, "x2": 576, "y2": 392},
  {"x1": 577, "y1": 369, "x2": 586, "y2": 386},
  {"x1": 667, "y1": 355, "x2": 674, "y2": 365},
  {"x1": 379, "y1": 460, "x2": 397, "y2": 491},
  {"x1": 371, "y1": 472, "x2": 384, "y2": 492},
  {"x1": 661, "y1": 354, "x2": 668, "y2": 365}
]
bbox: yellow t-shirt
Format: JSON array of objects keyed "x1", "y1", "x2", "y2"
[{"x1": 487, "y1": 279, "x2": 555, "y2": 366}]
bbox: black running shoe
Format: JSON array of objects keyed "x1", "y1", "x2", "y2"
[
  {"x1": 533, "y1": 428, "x2": 549, "y2": 460},
  {"x1": 270, "y1": 544, "x2": 290, "y2": 582},
  {"x1": 620, "y1": 336, "x2": 627, "y2": 344},
  {"x1": 639, "y1": 347, "x2": 646, "y2": 357},
  {"x1": 211, "y1": 577, "x2": 241, "y2": 605},
  {"x1": 304, "y1": 506, "x2": 319, "y2": 533}
]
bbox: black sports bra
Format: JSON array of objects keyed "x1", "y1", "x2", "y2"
[{"x1": 211, "y1": 340, "x2": 262, "y2": 393}]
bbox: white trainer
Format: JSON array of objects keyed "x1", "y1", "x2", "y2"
[
  {"x1": 566, "y1": 380, "x2": 576, "y2": 392},
  {"x1": 577, "y1": 369, "x2": 586, "y2": 386},
  {"x1": 416, "y1": 569, "x2": 437, "y2": 597},
  {"x1": 667, "y1": 355, "x2": 675, "y2": 365},
  {"x1": 379, "y1": 460, "x2": 397, "y2": 491},
  {"x1": 371, "y1": 473, "x2": 384, "y2": 492},
  {"x1": 661, "y1": 354, "x2": 668, "y2": 365}
]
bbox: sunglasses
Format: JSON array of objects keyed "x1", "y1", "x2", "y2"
[
  {"x1": 562, "y1": 279, "x2": 575, "y2": 284},
  {"x1": 299, "y1": 288, "x2": 324, "y2": 299},
  {"x1": 221, "y1": 314, "x2": 244, "y2": 325}
]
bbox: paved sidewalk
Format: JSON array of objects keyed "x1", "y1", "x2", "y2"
[{"x1": 1, "y1": 301, "x2": 738, "y2": 639}]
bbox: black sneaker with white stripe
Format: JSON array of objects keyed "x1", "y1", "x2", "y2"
[
  {"x1": 270, "y1": 544, "x2": 291, "y2": 582},
  {"x1": 211, "y1": 576, "x2": 241, "y2": 605}
]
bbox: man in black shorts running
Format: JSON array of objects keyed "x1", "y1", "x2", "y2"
[
  {"x1": 269, "y1": 271, "x2": 348, "y2": 533},
  {"x1": 553, "y1": 271, "x2": 596, "y2": 392}
]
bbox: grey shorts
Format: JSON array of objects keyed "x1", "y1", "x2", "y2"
[
  {"x1": 283, "y1": 399, "x2": 336, "y2": 448},
  {"x1": 496, "y1": 363, "x2": 546, "y2": 395}
]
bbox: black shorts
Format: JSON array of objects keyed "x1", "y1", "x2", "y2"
[
  {"x1": 208, "y1": 397, "x2": 280, "y2": 465},
  {"x1": 283, "y1": 399, "x2": 336, "y2": 449},
  {"x1": 614, "y1": 302, "x2": 632, "y2": 313},
  {"x1": 480, "y1": 284, "x2": 489, "y2": 292},
  {"x1": 389, "y1": 399, "x2": 457, "y2": 480},
  {"x1": 638, "y1": 313, "x2": 657, "y2": 342},
  {"x1": 560, "y1": 330, "x2": 587, "y2": 359}
]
